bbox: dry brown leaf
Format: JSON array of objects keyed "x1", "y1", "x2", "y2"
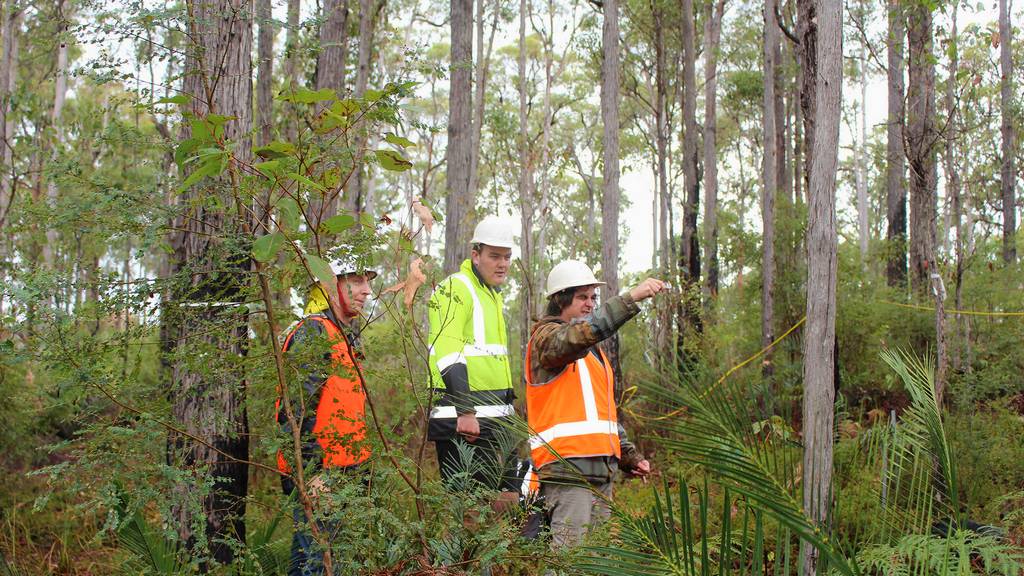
[
  {"x1": 403, "y1": 258, "x2": 427, "y2": 309},
  {"x1": 412, "y1": 200, "x2": 434, "y2": 234},
  {"x1": 992, "y1": 30, "x2": 1000, "y2": 48}
]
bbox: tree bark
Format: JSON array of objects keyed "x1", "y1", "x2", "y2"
[
  {"x1": 468, "y1": 0, "x2": 498, "y2": 198},
  {"x1": 906, "y1": 2, "x2": 937, "y2": 296},
  {"x1": 317, "y1": 0, "x2": 350, "y2": 97},
  {"x1": 945, "y1": 3, "x2": 963, "y2": 371},
  {"x1": 655, "y1": 1, "x2": 669, "y2": 272},
  {"x1": 43, "y1": 1, "x2": 69, "y2": 271},
  {"x1": 284, "y1": 0, "x2": 301, "y2": 142},
  {"x1": 885, "y1": 0, "x2": 907, "y2": 288},
  {"x1": 444, "y1": 0, "x2": 474, "y2": 272},
  {"x1": 0, "y1": 2, "x2": 20, "y2": 251},
  {"x1": 600, "y1": 0, "x2": 622, "y2": 386},
  {"x1": 856, "y1": 12, "x2": 869, "y2": 260},
  {"x1": 801, "y1": 0, "x2": 841, "y2": 572},
  {"x1": 347, "y1": 0, "x2": 378, "y2": 215},
  {"x1": 256, "y1": 0, "x2": 275, "y2": 146},
  {"x1": 169, "y1": 0, "x2": 252, "y2": 564},
  {"x1": 1000, "y1": 0, "x2": 1016, "y2": 263},
  {"x1": 796, "y1": 0, "x2": 817, "y2": 188},
  {"x1": 702, "y1": 0, "x2": 725, "y2": 305},
  {"x1": 517, "y1": 0, "x2": 533, "y2": 366},
  {"x1": 679, "y1": 0, "x2": 700, "y2": 333},
  {"x1": 762, "y1": 0, "x2": 777, "y2": 381}
]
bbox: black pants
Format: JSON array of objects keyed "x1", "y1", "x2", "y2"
[{"x1": 435, "y1": 436, "x2": 519, "y2": 492}]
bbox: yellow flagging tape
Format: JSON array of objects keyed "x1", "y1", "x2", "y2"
[
  {"x1": 623, "y1": 315, "x2": 807, "y2": 422},
  {"x1": 880, "y1": 300, "x2": 1024, "y2": 317}
]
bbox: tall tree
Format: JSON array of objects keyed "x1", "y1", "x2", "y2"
[
  {"x1": 946, "y1": 2, "x2": 964, "y2": 371},
  {"x1": 801, "y1": 0, "x2": 841, "y2": 572},
  {"x1": 256, "y1": 0, "x2": 275, "y2": 146},
  {"x1": 906, "y1": 1, "x2": 937, "y2": 294},
  {"x1": 168, "y1": 0, "x2": 252, "y2": 564},
  {"x1": 284, "y1": 0, "x2": 301, "y2": 143},
  {"x1": 999, "y1": 0, "x2": 1015, "y2": 263},
  {"x1": 444, "y1": 0, "x2": 474, "y2": 272},
  {"x1": 43, "y1": 0, "x2": 69, "y2": 271},
  {"x1": 885, "y1": 0, "x2": 907, "y2": 287},
  {"x1": 601, "y1": 0, "x2": 622, "y2": 383},
  {"x1": 702, "y1": 0, "x2": 726, "y2": 304},
  {"x1": 762, "y1": 0, "x2": 778, "y2": 380},
  {"x1": 679, "y1": 0, "x2": 700, "y2": 331},
  {"x1": 0, "y1": 1, "x2": 19, "y2": 317},
  {"x1": 348, "y1": 0, "x2": 380, "y2": 215},
  {"x1": 517, "y1": 0, "x2": 532, "y2": 361},
  {"x1": 316, "y1": 0, "x2": 350, "y2": 97},
  {"x1": 796, "y1": 0, "x2": 817, "y2": 184},
  {"x1": 855, "y1": 5, "x2": 869, "y2": 260}
]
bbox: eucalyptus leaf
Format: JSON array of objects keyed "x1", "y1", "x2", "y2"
[{"x1": 251, "y1": 231, "x2": 286, "y2": 263}]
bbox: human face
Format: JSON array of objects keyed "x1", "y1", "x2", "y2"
[
  {"x1": 471, "y1": 244, "x2": 513, "y2": 287},
  {"x1": 559, "y1": 285, "x2": 598, "y2": 322},
  {"x1": 337, "y1": 274, "x2": 372, "y2": 318}
]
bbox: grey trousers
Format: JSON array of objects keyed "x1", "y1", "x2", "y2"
[{"x1": 540, "y1": 481, "x2": 613, "y2": 549}]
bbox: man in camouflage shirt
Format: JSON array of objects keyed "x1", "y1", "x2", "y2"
[{"x1": 525, "y1": 260, "x2": 665, "y2": 550}]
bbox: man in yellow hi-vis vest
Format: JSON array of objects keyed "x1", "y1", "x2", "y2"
[{"x1": 427, "y1": 215, "x2": 519, "y2": 492}]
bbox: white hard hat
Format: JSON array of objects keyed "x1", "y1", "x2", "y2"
[
  {"x1": 328, "y1": 252, "x2": 377, "y2": 280},
  {"x1": 470, "y1": 215, "x2": 516, "y2": 249},
  {"x1": 545, "y1": 260, "x2": 605, "y2": 297}
]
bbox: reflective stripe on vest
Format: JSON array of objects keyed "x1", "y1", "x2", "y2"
[
  {"x1": 525, "y1": 341, "x2": 620, "y2": 469},
  {"x1": 275, "y1": 315, "x2": 370, "y2": 474}
]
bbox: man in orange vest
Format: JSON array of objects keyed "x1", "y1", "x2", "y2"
[
  {"x1": 276, "y1": 253, "x2": 375, "y2": 576},
  {"x1": 525, "y1": 260, "x2": 665, "y2": 550}
]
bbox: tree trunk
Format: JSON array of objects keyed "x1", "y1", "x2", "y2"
[
  {"x1": 796, "y1": 0, "x2": 817, "y2": 188},
  {"x1": 0, "y1": 1, "x2": 20, "y2": 296},
  {"x1": 600, "y1": 0, "x2": 622, "y2": 386},
  {"x1": 856, "y1": 16, "x2": 869, "y2": 260},
  {"x1": 885, "y1": 0, "x2": 907, "y2": 288},
  {"x1": 348, "y1": 0, "x2": 377, "y2": 214},
  {"x1": 762, "y1": 0, "x2": 778, "y2": 381},
  {"x1": 284, "y1": 0, "x2": 301, "y2": 143},
  {"x1": 906, "y1": 2, "x2": 937, "y2": 296},
  {"x1": 256, "y1": 0, "x2": 275, "y2": 146},
  {"x1": 317, "y1": 0, "x2": 350, "y2": 97},
  {"x1": 444, "y1": 0, "x2": 474, "y2": 272},
  {"x1": 702, "y1": 0, "x2": 725, "y2": 305},
  {"x1": 801, "y1": 0, "x2": 841, "y2": 572},
  {"x1": 168, "y1": 0, "x2": 252, "y2": 564},
  {"x1": 945, "y1": 3, "x2": 962, "y2": 371},
  {"x1": 655, "y1": 3, "x2": 669, "y2": 272},
  {"x1": 679, "y1": 0, "x2": 700, "y2": 334},
  {"x1": 1000, "y1": 0, "x2": 1016, "y2": 263},
  {"x1": 468, "y1": 0, "x2": 498, "y2": 197},
  {"x1": 44, "y1": 1, "x2": 69, "y2": 271},
  {"x1": 517, "y1": 0, "x2": 533, "y2": 366}
]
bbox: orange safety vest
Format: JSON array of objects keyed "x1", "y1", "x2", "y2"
[
  {"x1": 276, "y1": 315, "x2": 370, "y2": 474},
  {"x1": 524, "y1": 341, "x2": 620, "y2": 469}
]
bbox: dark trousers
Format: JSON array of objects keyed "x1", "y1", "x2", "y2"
[
  {"x1": 435, "y1": 436, "x2": 519, "y2": 493},
  {"x1": 282, "y1": 467, "x2": 365, "y2": 576}
]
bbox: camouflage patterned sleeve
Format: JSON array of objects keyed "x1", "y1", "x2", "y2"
[
  {"x1": 531, "y1": 293, "x2": 641, "y2": 370},
  {"x1": 617, "y1": 422, "x2": 645, "y2": 472}
]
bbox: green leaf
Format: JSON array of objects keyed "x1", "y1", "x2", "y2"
[
  {"x1": 322, "y1": 214, "x2": 356, "y2": 233},
  {"x1": 384, "y1": 133, "x2": 415, "y2": 148},
  {"x1": 278, "y1": 198, "x2": 300, "y2": 232},
  {"x1": 253, "y1": 141, "x2": 296, "y2": 159},
  {"x1": 205, "y1": 114, "x2": 235, "y2": 127},
  {"x1": 252, "y1": 231, "x2": 286, "y2": 263},
  {"x1": 375, "y1": 149, "x2": 412, "y2": 171},
  {"x1": 174, "y1": 138, "x2": 200, "y2": 168},
  {"x1": 363, "y1": 88, "x2": 384, "y2": 102},
  {"x1": 286, "y1": 171, "x2": 326, "y2": 192},
  {"x1": 306, "y1": 254, "x2": 336, "y2": 286},
  {"x1": 156, "y1": 94, "x2": 191, "y2": 105},
  {"x1": 332, "y1": 99, "x2": 360, "y2": 116},
  {"x1": 254, "y1": 160, "x2": 282, "y2": 178},
  {"x1": 178, "y1": 154, "x2": 227, "y2": 191},
  {"x1": 278, "y1": 87, "x2": 337, "y2": 104},
  {"x1": 189, "y1": 118, "x2": 213, "y2": 142}
]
